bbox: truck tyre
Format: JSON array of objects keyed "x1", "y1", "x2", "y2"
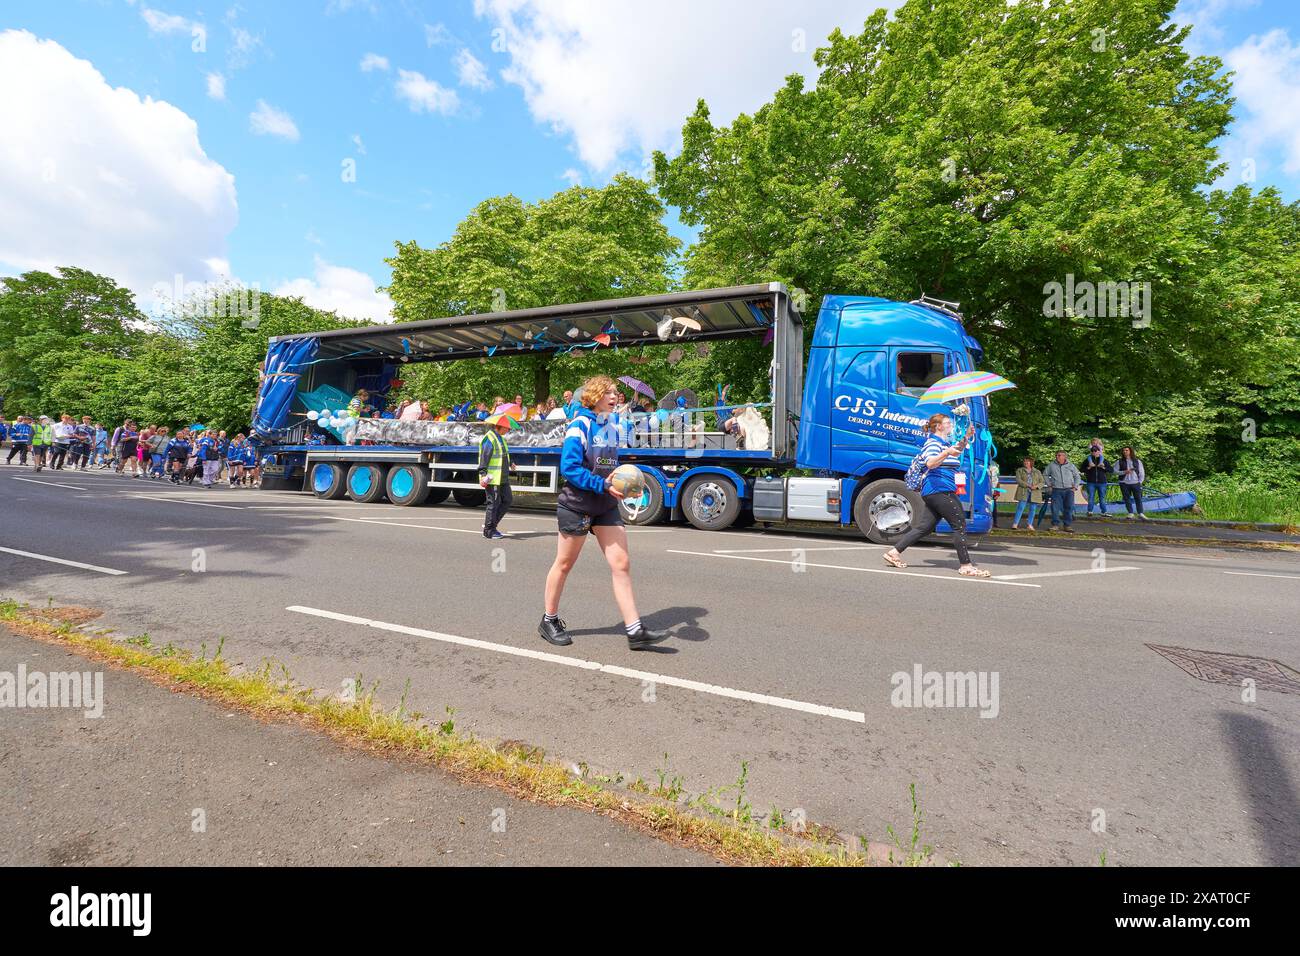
[
  {"x1": 386, "y1": 464, "x2": 430, "y2": 507},
  {"x1": 309, "y1": 462, "x2": 347, "y2": 500},
  {"x1": 453, "y1": 488, "x2": 487, "y2": 507},
  {"x1": 617, "y1": 468, "x2": 665, "y2": 525},
  {"x1": 425, "y1": 487, "x2": 450, "y2": 506},
  {"x1": 855, "y1": 478, "x2": 925, "y2": 544},
  {"x1": 681, "y1": 475, "x2": 741, "y2": 531},
  {"x1": 346, "y1": 463, "x2": 388, "y2": 503}
]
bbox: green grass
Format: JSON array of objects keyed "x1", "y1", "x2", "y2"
[{"x1": 1153, "y1": 482, "x2": 1300, "y2": 527}]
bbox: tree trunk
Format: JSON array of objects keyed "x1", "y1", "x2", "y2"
[{"x1": 532, "y1": 356, "x2": 551, "y2": 405}]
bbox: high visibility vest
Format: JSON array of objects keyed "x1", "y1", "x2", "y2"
[
  {"x1": 480, "y1": 430, "x2": 508, "y2": 486},
  {"x1": 34, "y1": 423, "x2": 53, "y2": 444}
]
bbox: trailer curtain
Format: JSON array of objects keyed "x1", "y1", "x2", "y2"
[{"x1": 252, "y1": 336, "x2": 320, "y2": 438}]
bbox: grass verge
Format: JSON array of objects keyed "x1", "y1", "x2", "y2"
[{"x1": 0, "y1": 598, "x2": 914, "y2": 867}]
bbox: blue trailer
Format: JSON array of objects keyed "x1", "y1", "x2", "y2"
[{"x1": 251, "y1": 283, "x2": 994, "y2": 543}]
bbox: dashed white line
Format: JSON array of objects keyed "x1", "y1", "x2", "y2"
[
  {"x1": 713, "y1": 545, "x2": 885, "y2": 554},
  {"x1": 286, "y1": 605, "x2": 866, "y2": 724},
  {"x1": 994, "y1": 566, "x2": 1139, "y2": 580},
  {"x1": 11, "y1": 476, "x2": 87, "y2": 491},
  {"x1": 130, "y1": 495, "x2": 243, "y2": 510},
  {"x1": 1223, "y1": 570, "x2": 1300, "y2": 581},
  {"x1": 664, "y1": 549, "x2": 1041, "y2": 587},
  {"x1": 0, "y1": 546, "x2": 127, "y2": 575}
]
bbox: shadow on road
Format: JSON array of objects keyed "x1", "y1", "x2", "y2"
[{"x1": 1218, "y1": 710, "x2": 1300, "y2": 866}]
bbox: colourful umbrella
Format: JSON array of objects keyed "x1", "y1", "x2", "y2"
[
  {"x1": 482, "y1": 413, "x2": 520, "y2": 430},
  {"x1": 493, "y1": 402, "x2": 523, "y2": 418},
  {"x1": 618, "y1": 375, "x2": 656, "y2": 400},
  {"x1": 915, "y1": 370, "x2": 1016, "y2": 405}
]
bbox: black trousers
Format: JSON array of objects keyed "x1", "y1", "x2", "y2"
[
  {"x1": 483, "y1": 481, "x2": 512, "y2": 536},
  {"x1": 892, "y1": 491, "x2": 972, "y2": 565},
  {"x1": 1120, "y1": 483, "x2": 1144, "y2": 515},
  {"x1": 6, "y1": 443, "x2": 29, "y2": 464},
  {"x1": 50, "y1": 443, "x2": 71, "y2": 469}
]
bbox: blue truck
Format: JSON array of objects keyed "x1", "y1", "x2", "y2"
[{"x1": 251, "y1": 283, "x2": 994, "y2": 543}]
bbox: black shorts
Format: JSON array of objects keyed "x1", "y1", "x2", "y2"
[{"x1": 556, "y1": 503, "x2": 623, "y2": 536}]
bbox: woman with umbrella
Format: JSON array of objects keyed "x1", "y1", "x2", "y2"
[{"x1": 539, "y1": 375, "x2": 669, "y2": 651}]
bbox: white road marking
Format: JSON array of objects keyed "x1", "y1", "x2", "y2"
[
  {"x1": 0, "y1": 546, "x2": 127, "y2": 575},
  {"x1": 286, "y1": 605, "x2": 866, "y2": 723},
  {"x1": 665, "y1": 549, "x2": 1040, "y2": 587},
  {"x1": 11, "y1": 476, "x2": 88, "y2": 491},
  {"x1": 994, "y1": 566, "x2": 1140, "y2": 580},
  {"x1": 130, "y1": 495, "x2": 243, "y2": 510},
  {"x1": 1223, "y1": 570, "x2": 1300, "y2": 581},
  {"x1": 713, "y1": 545, "x2": 885, "y2": 554}
]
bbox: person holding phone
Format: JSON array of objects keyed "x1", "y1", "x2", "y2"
[{"x1": 539, "y1": 375, "x2": 669, "y2": 650}]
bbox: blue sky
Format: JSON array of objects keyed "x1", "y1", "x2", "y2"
[{"x1": 1, "y1": 0, "x2": 1297, "y2": 322}]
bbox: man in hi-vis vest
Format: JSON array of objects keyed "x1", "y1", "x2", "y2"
[{"x1": 477, "y1": 413, "x2": 516, "y2": 539}]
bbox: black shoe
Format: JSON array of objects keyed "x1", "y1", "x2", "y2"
[
  {"x1": 627, "y1": 624, "x2": 670, "y2": 650},
  {"x1": 538, "y1": 617, "x2": 571, "y2": 646}
]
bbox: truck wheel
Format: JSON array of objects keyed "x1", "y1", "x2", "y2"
[
  {"x1": 309, "y1": 462, "x2": 347, "y2": 499},
  {"x1": 617, "y1": 469, "x2": 665, "y2": 525},
  {"x1": 681, "y1": 476, "x2": 740, "y2": 531},
  {"x1": 346, "y1": 463, "x2": 388, "y2": 503},
  {"x1": 260, "y1": 474, "x2": 303, "y2": 492},
  {"x1": 426, "y1": 487, "x2": 450, "y2": 505},
  {"x1": 386, "y1": 464, "x2": 430, "y2": 506},
  {"x1": 855, "y1": 478, "x2": 924, "y2": 544},
  {"x1": 453, "y1": 488, "x2": 487, "y2": 507}
]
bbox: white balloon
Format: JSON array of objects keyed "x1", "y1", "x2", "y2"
[{"x1": 307, "y1": 410, "x2": 319, "y2": 421}]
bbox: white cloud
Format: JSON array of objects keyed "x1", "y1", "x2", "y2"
[
  {"x1": 473, "y1": 0, "x2": 902, "y2": 170},
  {"x1": 0, "y1": 30, "x2": 237, "y2": 301},
  {"x1": 140, "y1": 7, "x2": 197, "y2": 35},
  {"x1": 425, "y1": 22, "x2": 452, "y2": 46},
  {"x1": 274, "y1": 257, "x2": 394, "y2": 323},
  {"x1": 454, "y1": 48, "x2": 493, "y2": 90},
  {"x1": 206, "y1": 71, "x2": 226, "y2": 100},
  {"x1": 223, "y1": 9, "x2": 263, "y2": 71},
  {"x1": 359, "y1": 51, "x2": 390, "y2": 72},
  {"x1": 395, "y1": 69, "x2": 460, "y2": 115},
  {"x1": 249, "y1": 99, "x2": 300, "y2": 141},
  {"x1": 1224, "y1": 29, "x2": 1300, "y2": 175},
  {"x1": 560, "y1": 167, "x2": 581, "y2": 186}
]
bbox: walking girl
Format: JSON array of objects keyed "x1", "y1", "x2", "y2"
[
  {"x1": 883, "y1": 414, "x2": 991, "y2": 577},
  {"x1": 538, "y1": 375, "x2": 668, "y2": 650}
]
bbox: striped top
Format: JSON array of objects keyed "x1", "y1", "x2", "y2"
[{"x1": 920, "y1": 433, "x2": 959, "y2": 495}]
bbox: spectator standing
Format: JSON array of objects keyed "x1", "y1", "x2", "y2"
[
  {"x1": 7, "y1": 417, "x2": 33, "y2": 465},
  {"x1": 50, "y1": 414, "x2": 76, "y2": 469},
  {"x1": 1044, "y1": 450, "x2": 1082, "y2": 532},
  {"x1": 1081, "y1": 439, "x2": 1110, "y2": 516},
  {"x1": 32, "y1": 416, "x2": 53, "y2": 471},
  {"x1": 1011, "y1": 457, "x2": 1045, "y2": 531},
  {"x1": 1114, "y1": 446, "x2": 1148, "y2": 520}
]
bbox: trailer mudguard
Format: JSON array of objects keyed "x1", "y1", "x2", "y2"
[{"x1": 669, "y1": 466, "x2": 749, "y2": 508}]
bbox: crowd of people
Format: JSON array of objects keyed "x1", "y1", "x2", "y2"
[
  {"x1": 1, "y1": 414, "x2": 260, "y2": 489},
  {"x1": 1006, "y1": 439, "x2": 1149, "y2": 532}
]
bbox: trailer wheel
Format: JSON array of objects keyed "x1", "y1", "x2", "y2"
[
  {"x1": 309, "y1": 462, "x2": 347, "y2": 499},
  {"x1": 346, "y1": 463, "x2": 388, "y2": 503},
  {"x1": 453, "y1": 488, "x2": 487, "y2": 507},
  {"x1": 617, "y1": 469, "x2": 665, "y2": 525},
  {"x1": 681, "y1": 476, "x2": 740, "y2": 531},
  {"x1": 855, "y1": 478, "x2": 924, "y2": 544},
  {"x1": 386, "y1": 464, "x2": 430, "y2": 507},
  {"x1": 425, "y1": 487, "x2": 450, "y2": 506}
]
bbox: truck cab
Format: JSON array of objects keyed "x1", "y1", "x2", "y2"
[{"x1": 794, "y1": 295, "x2": 993, "y2": 543}]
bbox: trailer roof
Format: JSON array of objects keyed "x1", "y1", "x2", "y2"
[{"x1": 271, "y1": 283, "x2": 796, "y2": 362}]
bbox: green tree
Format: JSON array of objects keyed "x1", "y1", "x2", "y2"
[
  {"x1": 383, "y1": 175, "x2": 680, "y2": 405},
  {"x1": 654, "y1": 0, "x2": 1299, "y2": 474}
]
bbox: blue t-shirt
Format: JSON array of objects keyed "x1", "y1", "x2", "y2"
[{"x1": 920, "y1": 434, "x2": 959, "y2": 495}]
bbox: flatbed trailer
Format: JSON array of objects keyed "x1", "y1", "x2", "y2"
[{"x1": 252, "y1": 283, "x2": 995, "y2": 541}]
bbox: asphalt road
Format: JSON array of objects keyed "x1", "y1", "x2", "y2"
[{"x1": 2, "y1": 462, "x2": 1298, "y2": 866}]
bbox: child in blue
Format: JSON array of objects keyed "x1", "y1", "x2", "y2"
[
  {"x1": 226, "y1": 435, "x2": 246, "y2": 486},
  {"x1": 195, "y1": 431, "x2": 220, "y2": 488},
  {"x1": 538, "y1": 375, "x2": 668, "y2": 651},
  {"x1": 165, "y1": 431, "x2": 192, "y2": 483}
]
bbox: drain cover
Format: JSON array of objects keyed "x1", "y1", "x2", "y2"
[{"x1": 1146, "y1": 644, "x2": 1300, "y2": 695}]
